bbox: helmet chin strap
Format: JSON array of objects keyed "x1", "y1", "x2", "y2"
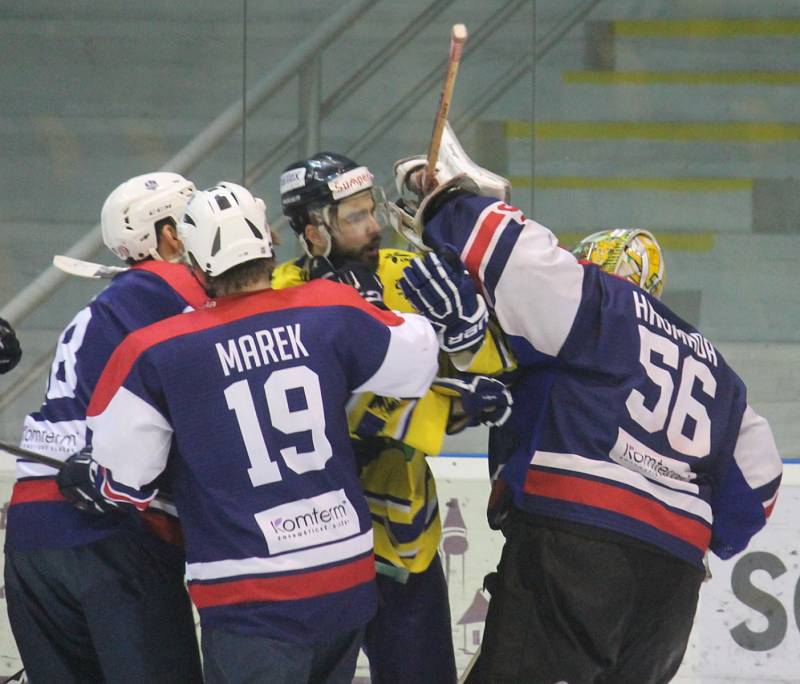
[
  {"x1": 318, "y1": 225, "x2": 333, "y2": 257},
  {"x1": 301, "y1": 220, "x2": 333, "y2": 259},
  {"x1": 150, "y1": 242, "x2": 189, "y2": 264},
  {"x1": 167, "y1": 252, "x2": 189, "y2": 265},
  {"x1": 148, "y1": 247, "x2": 185, "y2": 264}
]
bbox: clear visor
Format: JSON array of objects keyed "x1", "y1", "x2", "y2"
[{"x1": 318, "y1": 187, "x2": 390, "y2": 233}]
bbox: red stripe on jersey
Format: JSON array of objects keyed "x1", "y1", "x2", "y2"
[
  {"x1": 141, "y1": 509, "x2": 184, "y2": 547},
  {"x1": 10, "y1": 478, "x2": 64, "y2": 505},
  {"x1": 188, "y1": 553, "x2": 375, "y2": 609},
  {"x1": 463, "y1": 207, "x2": 505, "y2": 287},
  {"x1": 100, "y1": 477, "x2": 150, "y2": 510},
  {"x1": 132, "y1": 261, "x2": 208, "y2": 310},
  {"x1": 764, "y1": 497, "x2": 777, "y2": 518},
  {"x1": 88, "y1": 279, "x2": 403, "y2": 417},
  {"x1": 525, "y1": 469, "x2": 711, "y2": 552}
]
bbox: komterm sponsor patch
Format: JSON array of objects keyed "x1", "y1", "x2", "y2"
[
  {"x1": 610, "y1": 427, "x2": 697, "y2": 489},
  {"x1": 328, "y1": 166, "x2": 372, "y2": 199},
  {"x1": 20, "y1": 416, "x2": 84, "y2": 456},
  {"x1": 280, "y1": 167, "x2": 307, "y2": 194},
  {"x1": 256, "y1": 489, "x2": 360, "y2": 554}
]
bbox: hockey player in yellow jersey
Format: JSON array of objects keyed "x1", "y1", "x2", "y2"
[{"x1": 274, "y1": 152, "x2": 514, "y2": 683}]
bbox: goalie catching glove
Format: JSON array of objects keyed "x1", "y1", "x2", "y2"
[
  {"x1": 431, "y1": 375, "x2": 512, "y2": 434},
  {"x1": 391, "y1": 121, "x2": 511, "y2": 248},
  {"x1": 57, "y1": 449, "x2": 123, "y2": 516},
  {"x1": 400, "y1": 251, "x2": 487, "y2": 353}
]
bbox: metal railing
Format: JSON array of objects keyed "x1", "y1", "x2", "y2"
[
  {"x1": 0, "y1": 0, "x2": 379, "y2": 328},
  {"x1": 0, "y1": 0, "x2": 595, "y2": 413}
]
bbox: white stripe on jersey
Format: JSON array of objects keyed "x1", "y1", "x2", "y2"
[
  {"x1": 89, "y1": 386, "x2": 173, "y2": 490},
  {"x1": 733, "y1": 405, "x2": 782, "y2": 491},
  {"x1": 353, "y1": 312, "x2": 438, "y2": 398},
  {"x1": 15, "y1": 462, "x2": 60, "y2": 478},
  {"x1": 495, "y1": 221, "x2": 583, "y2": 358},
  {"x1": 185, "y1": 528, "x2": 373, "y2": 581},
  {"x1": 389, "y1": 400, "x2": 415, "y2": 441},
  {"x1": 462, "y1": 203, "x2": 584, "y2": 358},
  {"x1": 532, "y1": 450, "x2": 713, "y2": 524},
  {"x1": 364, "y1": 494, "x2": 412, "y2": 514}
]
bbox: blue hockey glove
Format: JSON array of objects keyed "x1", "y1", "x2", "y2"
[
  {"x1": 432, "y1": 375, "x2": 513, "y2": 434},
  {"x1": 400, "y1": 251, "x2": 488, "y2": 353},
  {"x1": 0, "y1": 317, "x2": 22, "y2": 374},
  {"x1": 57, "y1": 449, "x2": 122, "y2": 516}
]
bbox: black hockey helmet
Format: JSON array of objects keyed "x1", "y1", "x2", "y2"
[{"x1": 280, "y1": 152, "x2": 374, "y2": 235}]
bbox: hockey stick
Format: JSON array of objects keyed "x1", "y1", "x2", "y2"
[
  {"x1": 0, "y1": 439, "x2": 66, "y2": 470},
  {"x1": 458, "y1": 645, "x2": 480, "y2": 683},
  {"x1": 0, "y1": 668, "x2": 27, "y2": 684},
  {"x1": 53, "y1": 255, "x2": 128, "y2": 280},
  {"x1": 425, "y1": 23, "x2": 468, "y2": 191},
  {"x1": 0, "y1": 440, "x2": 174, "y2": 510}
]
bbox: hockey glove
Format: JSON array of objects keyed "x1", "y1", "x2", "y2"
[
  {"x1": 400, "y1": 251, "x2": 488, "y2": 353},
  {"x1": 57, "y1": 449, "x2": 122, "y2": 517},
  {"x1": 432, "y1": 375, "x2": 512, "y2": 434},
  {"x1": 0, "y1": 317, "x2": 22, "y2": 374},
  {"x1": 336, "y1": 261, "x2": 387, "y2": 310},
  {"x1": 307, "y1": 257, "x2": 386, "y2": 309},
  {"x1": 306, "y1": 255, "x2": 340, "y2": 282}
]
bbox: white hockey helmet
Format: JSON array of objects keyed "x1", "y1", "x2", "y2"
[
  {"x1": 572, "y1": 228, "x2": 666, "y2": 299},
  {"x1": 101, "y1": 172, "x2": 196, "y2": 262},
  {"x1": 177, "y1": 182, "x2": 273, "y2": 277}
]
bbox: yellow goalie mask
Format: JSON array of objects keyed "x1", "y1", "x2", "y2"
[{"x1": 572, "y1": 228, "x2": 666, "y2": 299}]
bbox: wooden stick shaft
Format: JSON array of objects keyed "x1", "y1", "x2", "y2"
[{"x1": 427, "y1": 24, "x2": 468, "y2": 181}]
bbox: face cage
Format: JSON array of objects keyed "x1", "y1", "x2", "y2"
[{"x1": 387, "y1": 202, "x2": 428, "y2": 252}]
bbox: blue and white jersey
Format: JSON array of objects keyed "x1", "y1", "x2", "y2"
[
  {"x1": 422, "y1": 194, "x2": 783, "y2": 569},
  {"x1": 6, "y1": 261, "x2": 207, "y2": 552},
  {"x1": 85, "y1": 280, "x2": 438, "y2": 641}
]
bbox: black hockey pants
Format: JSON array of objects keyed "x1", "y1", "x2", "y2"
[{"x1": 467, "y1": 513, "x2": 704, "y2": 684}]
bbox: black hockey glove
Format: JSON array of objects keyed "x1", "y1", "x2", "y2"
[
  {"x1": 57, "y1": 449, "x2": 122, "y2": 516},
  {"x1": 336, "y1": 261, "x2": 387, "y2": 310},
  {"x1": 307, "y1": 256, "x2": 386, "y2": 309},
  {"x1": 400, "y1": 251, "x2": 488, "y2": 353},
  {"x1": 0, "y1": 317, "x2": 22, "y2": 374},
  {"x1": 307, "y1": 255, "x2": 341, "y2": 282}
]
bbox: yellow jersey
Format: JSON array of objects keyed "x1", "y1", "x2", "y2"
[{"x1": 271, "y1": 249, "x2": 514, "y2": 575}]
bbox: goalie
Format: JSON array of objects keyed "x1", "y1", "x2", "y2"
[{"x1": 393, "y1": 125, "x2": 783, "y2": 684}]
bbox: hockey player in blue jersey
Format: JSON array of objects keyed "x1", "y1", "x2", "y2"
[
  {"x1": 275, "y1": 151, "x2": 514, "y2": 684},
  {"x1": 68, "y1": 182, "x2": 440, "y2": 684},
  {"x1": 4, "y1": 172, "x2": 205, "y2": 683},
  {"x1": 393, "y1": 137, "x2": 783, "y2": 683}
]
